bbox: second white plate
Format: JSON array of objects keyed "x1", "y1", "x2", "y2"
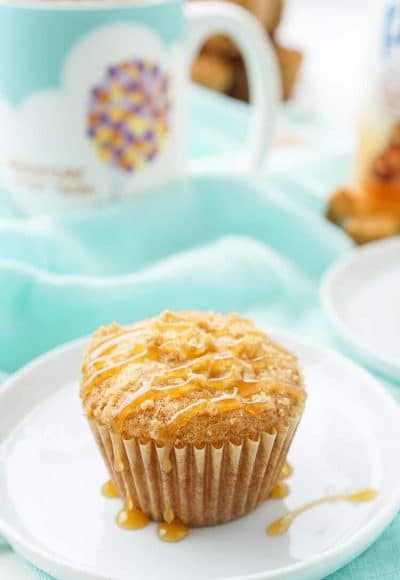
[
  {"x1": 322, "y1": 237, "x2": 400, "y2": 380},
  {"x1": 0, "y1": 331, "x2": 399, "y2": 580}
]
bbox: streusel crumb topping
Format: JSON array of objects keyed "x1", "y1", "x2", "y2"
[{"x1": 81, "y1": 311, "x2": 305, "y2": 443}]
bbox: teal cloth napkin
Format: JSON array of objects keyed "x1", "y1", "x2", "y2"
[{"x1": 0, "y1": 89, "x2": 399, "y2": 580}]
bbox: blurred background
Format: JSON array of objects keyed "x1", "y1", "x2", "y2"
[{"x1": 191, "y1": 0, "x2": 368, "y2": 125}]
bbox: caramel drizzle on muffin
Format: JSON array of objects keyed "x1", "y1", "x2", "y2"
[{"x1": 81, "y1": 311, "x2": 304, "y2": 440}]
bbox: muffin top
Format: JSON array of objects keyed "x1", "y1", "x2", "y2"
[{"x1": 81, "y1": 311, "x2": 305, "y2": 445}]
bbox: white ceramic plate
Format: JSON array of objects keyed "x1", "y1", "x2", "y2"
[
  {"x1": 322, "y1": 237, "x2": 400, "y2": 380},
  {"x1": 0, "y1": 331, "x2": 399, "y2": 580}
]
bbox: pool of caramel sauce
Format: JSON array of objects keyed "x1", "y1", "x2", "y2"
[
  {"x1": 102, "y1": 479, "x2": 188, "y2": 541},
  {"x1": 266, "y1": 488, "x2": 378, "y2": 536},
  {"x1": 101, "y1": 461, "x2": 377, "y2": 541}
]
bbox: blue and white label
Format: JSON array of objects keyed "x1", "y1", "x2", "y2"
[{"x1": 383, "y1": 2, "x2": 400, "y2": 55}]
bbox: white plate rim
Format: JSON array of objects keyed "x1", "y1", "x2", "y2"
[
  {"x1": 0, "y1": 332, "x2": 399, "y2": 580},
  {"x1": 321, "y1": 236, "x2": 400, "y2": 380}
]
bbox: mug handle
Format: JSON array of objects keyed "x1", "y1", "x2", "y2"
[{"x1": 186, "y1": 1, "x2": 280, "y2": 174}]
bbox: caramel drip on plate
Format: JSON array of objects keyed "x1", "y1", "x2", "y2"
[
  {"x1": 157, "y1": 519, "x2": 189, "y2": 542},
  {"x1": 269, "y1": 481, "x2": 290, "y2": 500},
  {"x1": 110, "y1": 490, "x2": 150, "y2": 531},
  {"x1": 101, "y1": 480, "x2": 119, "y2": 498},
  {"x1": 269, "y1": 462, "x2": 292, "y2": 499},
  {"x1": 116, "y1": 507, "x2": 150, "y2": 530},
  {"x1": 280, "y1": 462, "x2": 293, "y2": 479},
  {"x1": 163, "y1": 506, "x2": 175, "y2": 524},
  {"x1": 116, "y1": 497, "x2": 150, "y2": 530},
  {"x1": 113, "y1": 495, "x2": 187, "y2": 541},
  {"x1": 158, "y1": 506, "x2": 189, "y2": 542},
  {"x1": 266, "y1": 488, "x2": 378, "y2": 536},
  {"x1": 102, "y1": 461, "x2": 374, "y2": 545}
]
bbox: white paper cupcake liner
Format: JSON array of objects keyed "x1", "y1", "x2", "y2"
[{"x1": 89, "y1": 414, "x2": 300, "y2": 526}]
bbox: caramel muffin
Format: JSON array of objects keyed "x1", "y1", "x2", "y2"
[{"x1": 81, "y1": 311, "x2": 306, "y2": 526}]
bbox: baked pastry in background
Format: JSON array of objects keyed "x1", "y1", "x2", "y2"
[
  {"x1": 343, "y1": 215, "x2": 399, "y2": 245},
  {"x1": 274, "y1": 44, "x2": 303, "y2": 102},
  {"x1": 202, "y1": 34, "x2": 241, "y2": 60},
  {"x1": 230, "y1": 58, "x2": 249, "y2": 101},
  {"x1": 359, "y1": 122, "x2": 400, "y2": 214},
  {"x1": 327, "y1": 122, "x2": 400, "y2": 244},
  {"x1": 190, "y1": 0, "x2": 302, "y2": 102},
  {"x1": 237, "y1": 0, "x2": 283, "y2": 34},
  {"x1": 228, "y1": 45, "x2": 302, "y2": 103},
  {"x1": 191, "y1": 53, "x2": 235, "y2": 93},
  {"x1": 81, "y1": 311, "x2": 306, "y2": 527}
]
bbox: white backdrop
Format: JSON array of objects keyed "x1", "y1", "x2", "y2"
[{"x1": 280, "y1": 0, "x2": 369, "y2": 125}]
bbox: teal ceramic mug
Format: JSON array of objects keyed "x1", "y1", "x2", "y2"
[{"x1": 0, "y1": 0, "x2": 279, "y2": 213}]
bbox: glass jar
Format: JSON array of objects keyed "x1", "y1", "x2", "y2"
[{"x1": 355, "y1": 0, "x2": 400, "y2": 215}]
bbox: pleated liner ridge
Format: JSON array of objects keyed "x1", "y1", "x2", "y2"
[{"x1": 89, "y1": 415, "x2": 300, "y2": 527}]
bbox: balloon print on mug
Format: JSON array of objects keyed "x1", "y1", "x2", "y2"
[
  {"x1": 0, "y1": 24, "x2": 183, "y2": 213},
  {"x1": 87, "y1": 58, "x2": 171, "y2": 198},
  {"x1": 87, "y1": 60, "x2": 171, "y2": 172}
]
